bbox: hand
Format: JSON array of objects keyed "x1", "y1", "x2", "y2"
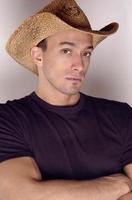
[
  {"x1": 94, "y1": 173, "x2": 132, "y2": 196},
  {"x1": 104, "y1": 174, "x2": 132, "y2": 191},
  {"x1": 118, "y1": 192, "x2": 132, "y2": 200}
]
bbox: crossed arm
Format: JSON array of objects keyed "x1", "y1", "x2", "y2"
[
  {"x1": 0, "y1": 156, "x2": 132, "y2": 200},
  {"x1": 118, "y1": 164, "x2": 132, "y2": 200}
]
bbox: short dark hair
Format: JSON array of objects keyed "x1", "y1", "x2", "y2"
[{"x1": 36, "y1": 38, "x2": 48, "y2": 51}]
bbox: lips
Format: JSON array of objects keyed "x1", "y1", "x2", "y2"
[
  {"x1": 66, "y1": 78, "x2": 81, "y2": 82},
  {"x1": 65, "y1": 76, "x2": 82, "y2": 82}
]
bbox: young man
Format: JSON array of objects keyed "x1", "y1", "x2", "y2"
[{"x1": 0, "y1": 0, "x2": 132, "y2": 199}]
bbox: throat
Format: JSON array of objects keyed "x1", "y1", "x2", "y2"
[{"x1": 35, "y1": 89, "x2": 80, "y2": 106}]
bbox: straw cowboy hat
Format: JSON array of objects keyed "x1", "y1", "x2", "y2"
[{"x1": 6, "y1": 0, "x2": 119, "y2": 75}]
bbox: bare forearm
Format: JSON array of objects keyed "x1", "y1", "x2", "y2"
[{"x1": 2, "y1": 175, "x2": 131, "y2": 200}]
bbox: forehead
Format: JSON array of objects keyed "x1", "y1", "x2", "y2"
[{"x1": 47, "y1": 29, "x2": 93, "y2": 48}]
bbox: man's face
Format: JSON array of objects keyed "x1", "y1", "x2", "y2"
[{"x1": 38, "y1": 29, "x2": 93, "y2": 96}]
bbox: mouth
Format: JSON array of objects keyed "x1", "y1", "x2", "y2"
[{"x1": 65, "y1": 76, "x2": 82, "y2": 83}]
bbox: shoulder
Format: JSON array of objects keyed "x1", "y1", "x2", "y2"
[
  {"x1": 0, "y1": 93, "x2": 33, "y2": 113},
  {"x1": 0, "y1": 93, "x2": 34, "y2": 124},
  {"x1": 0, "y1": 93, "x2": 35, "y2": 140},
  {"x1": 81, "y1": 93, "x2": 132, "y2": 124},
  {"x1": 82, "y1": 92, "x2": 132, "y2": 112}
]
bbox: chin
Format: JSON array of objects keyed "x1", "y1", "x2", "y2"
[{"x1": 60, "y1": 88, "x2": 80, "y2": 95}]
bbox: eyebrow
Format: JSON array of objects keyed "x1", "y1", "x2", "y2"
[{"x1": 59, "y1": 41, "x2": 93, "y2": 50}]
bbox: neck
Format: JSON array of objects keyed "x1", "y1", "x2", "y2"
[{"x1": 35, "y1": 87, "x2": 80, "y2": 106}]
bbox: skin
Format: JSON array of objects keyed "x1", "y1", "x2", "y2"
[
  {"x1": 119, "y1": 164, "x2": 132, "y2": 200},
  {"x1": 31, "y1": 29, "x2": 93, "y2": 106}
]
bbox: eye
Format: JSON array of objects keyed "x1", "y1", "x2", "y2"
[
  {"x1": 82, "y1": 52, "x2": 92, "y2": 57},
  {"x1": 61, "y1": 48, "x2": 72, "y2": 55}
]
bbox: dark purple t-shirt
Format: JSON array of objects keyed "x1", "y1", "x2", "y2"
[{"x1": 0, "y1": 92, "x2": 132, "y2": 180}]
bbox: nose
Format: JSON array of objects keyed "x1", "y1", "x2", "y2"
[{"x1": 71, "y1": 55, "x2": 84, "y2": 72}]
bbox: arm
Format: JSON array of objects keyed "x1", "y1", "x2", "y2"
[
  {"x1": 118, "y1": 164, "x2": 132, "y2": 200},
  {"x1": 0, "y1": 157, "x2": 131, "y2": 200}
]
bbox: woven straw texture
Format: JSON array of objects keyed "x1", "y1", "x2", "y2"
[{"x1": 6, "y1": 0, "x2": 119, "y2": 75}]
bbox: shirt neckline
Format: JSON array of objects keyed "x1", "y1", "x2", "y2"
[{"x1": 30, "y1": 91, "x2": 85, "y2": 115}]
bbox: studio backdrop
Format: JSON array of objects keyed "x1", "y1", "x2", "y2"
[{"x1": 1, "y1": 0, "x2": 132, "y2": 106}]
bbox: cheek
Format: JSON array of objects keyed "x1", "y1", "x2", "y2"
[
  {"x1": 84, "y1": 58, "x2": 91, "y2": 70},
  {"x1": 42, "y1": 52, "x2": 72, "y2": 78},
  {"x1": 43, "y1": 60, "x2": 65, "y2": 80}
]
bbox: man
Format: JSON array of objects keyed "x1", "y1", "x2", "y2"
[{"x1": 0, "y1": 0, "x2": 132, "y2": 199}]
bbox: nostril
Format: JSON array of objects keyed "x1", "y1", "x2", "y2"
[{"x1": 72, "y1": 66, "x2": 83, "y2": 73}]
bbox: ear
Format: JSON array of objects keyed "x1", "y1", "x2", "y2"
[{"x1": 30, "y1": 47, "x2": 43, "y2": 67}]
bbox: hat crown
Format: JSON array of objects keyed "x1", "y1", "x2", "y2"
[{"x1": 37, "y1": 0, "x2": 92, "y2": 31}]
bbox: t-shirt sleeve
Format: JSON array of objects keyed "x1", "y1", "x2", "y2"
[
  {"x1": 0, "y1": 104, "x2": 33, "y2": 163},
  {"x1": 121, "y1": 105, "x2": 132, "y2": 167}
]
